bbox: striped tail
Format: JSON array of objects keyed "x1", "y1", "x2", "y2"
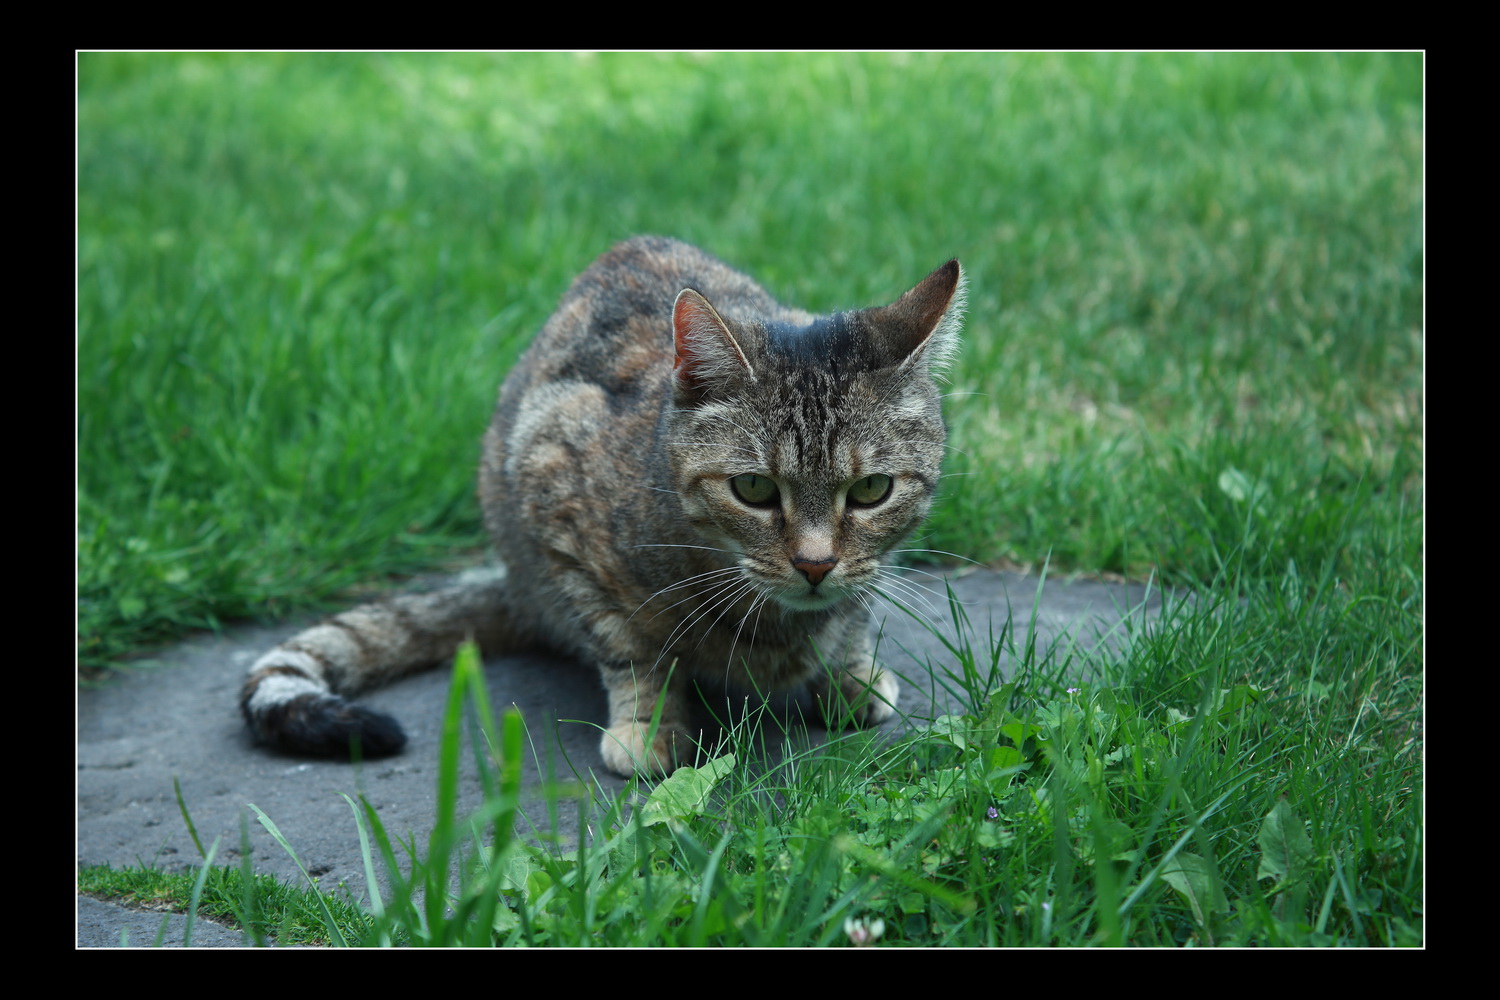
[{"x1": 240, "y1": 570, "x2": 524, "y2": 757}]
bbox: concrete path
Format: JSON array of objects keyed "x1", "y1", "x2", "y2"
[{"x1": 77, "y1": 567, "x2": 1169, "y2": 947}]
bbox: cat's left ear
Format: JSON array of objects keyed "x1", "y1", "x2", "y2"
[
  {"x1": 673, "y1": 288, "x2": 755, "y2": 401},
  {"x1": 876, "y1": 259, "x2": 967, "y2": 376}
]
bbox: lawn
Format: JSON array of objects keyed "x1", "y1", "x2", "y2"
[{"x1": 77, "y1": 52, "x2": 1422, "y2": 946}]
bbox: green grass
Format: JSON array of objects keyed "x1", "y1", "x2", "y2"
[
  {"x1": 77, "y1": 51, "x2": 1420, "y2": 663},
  {"x1": 77, "y1": 863, "x2": 375, "y2": 947},
  {"x1": 77, "y1": 52, "x2": 1422, "y2": 946},
  {"x1": 88, "y1": 618, "x2": 1421, "y2": 946}
]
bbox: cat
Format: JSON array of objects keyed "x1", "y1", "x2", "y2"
[{"x1": 241, "y1": 236, "x2": 965, "y2": 777}]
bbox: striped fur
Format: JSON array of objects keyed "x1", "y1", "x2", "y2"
[{"x1": 242, "y1": 237, "x2": 965, "y2": 776}]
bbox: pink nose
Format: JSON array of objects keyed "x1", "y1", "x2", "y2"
[{"x1": 793, "y1": 557, "x2": 837, "y2": 586}]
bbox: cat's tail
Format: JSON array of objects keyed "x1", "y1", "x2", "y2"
[{"x1": 240, "y1": 568, "x2": 530, "y2": 757}]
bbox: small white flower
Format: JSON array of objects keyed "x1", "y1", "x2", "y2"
[{"x1": 843, "y1": 916, "x2": 886, "y2": 947}]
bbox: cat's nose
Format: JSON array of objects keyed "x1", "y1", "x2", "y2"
[{"x1": 793, "y1": 556, "x2": 838, "y2": 586}]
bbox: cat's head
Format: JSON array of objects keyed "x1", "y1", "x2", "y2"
[{"x1": 667, "y1": 260, "x2": 966, "y2": 612}]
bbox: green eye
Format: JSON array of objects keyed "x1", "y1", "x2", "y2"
[
  {"x1": 731, "y1": 473, "x2": 779, "y2": 506},
  {"x1": 847, "y1": 474, "x2": 893, "y2": 506}
]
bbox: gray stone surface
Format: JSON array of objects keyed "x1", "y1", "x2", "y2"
[
  {"x1": 76, "y1": 895, "x2": 253, "y2": 948},
  {"x1": 77, "y1": 567, "x2": 1170, "y2": 947}
]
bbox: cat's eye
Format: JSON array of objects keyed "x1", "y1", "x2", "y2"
[
  {"x1": 730, "y1": 473, "x2": 779, "y2": 506},
  {"x1": 847, "y1": 474, "x2": 893, "y2": 506}
]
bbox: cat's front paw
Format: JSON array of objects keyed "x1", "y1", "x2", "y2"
[
  {"x1": 600, "y1": 721, "x2": 683, "y2": 778},
  {"x1": 811, "y1": 661, "x2": 899, "y2": 729}
]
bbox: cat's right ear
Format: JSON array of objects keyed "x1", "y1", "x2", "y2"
[{"x1": 673, "y1": 289, "x2": 755, "y2": 401}]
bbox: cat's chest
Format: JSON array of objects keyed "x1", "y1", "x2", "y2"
[
  {"x1": 629, "y1": 587, "x2": 854, "y2": 685},
  {"x1": 665, "y1": 624, "x2": 827, "y2": 689}
]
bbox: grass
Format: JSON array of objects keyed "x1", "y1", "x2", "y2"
[
  {"x1": 76, "y1": 52, "x2": 1422, "y2": 946},
  {"x1": 78, "y1": 859, "x2": 374, "y2": 947},
  {"x1": 84, "y1": 602, "x2": 1421, "y2": 946}
]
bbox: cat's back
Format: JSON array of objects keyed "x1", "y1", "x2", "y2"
[{"x1": 507, "y1": 236, "x2": 807, "y2": 393}]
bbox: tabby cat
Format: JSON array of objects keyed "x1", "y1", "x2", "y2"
[{"x1": 241, "y1": 236, "x2": 966, "y2": 777}]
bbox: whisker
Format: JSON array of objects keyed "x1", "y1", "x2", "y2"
[
  {"x1": 877, "y1": 562, "x2": 956, "y2": 586},
  {"x1": 629, "y1": 566, "x2": 745, "y2": 623},
  {"x1": 891, "y1": 547, "x2": 986, "y2": 568},
  {"x1": 641, "y1": 564, "x2": 741, "y2": 595},
  {"x1": 878, "y1": 561, "x2": 951, "y2": 595},
  {"x1": 655, "y1": 575, "x2": 756, "y2": 658},
  {"x1": 876, "y1": 575, "x2": 948, "y2": 614},
  {"x1": 721, "y1": 589, "x2": 771, "y2": 682},
  {"x1": 849, "y1": 588, "x2": 884, "y2": 625},
  {"x1": 870, "y1": 583, "x2": 946, "y2": 635},
  {"x1": 875, "y1": 566, "x2": 981, "y2": 614},
  {"x1": 871, "y1": 574, "x2": 948, "y2": 623},
  {"x1": 695, "y1": 579, "x2": 770, "y2": 654},
  {"x1": 646, "y1": 569, "x2": 744, "y2": 608}
]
